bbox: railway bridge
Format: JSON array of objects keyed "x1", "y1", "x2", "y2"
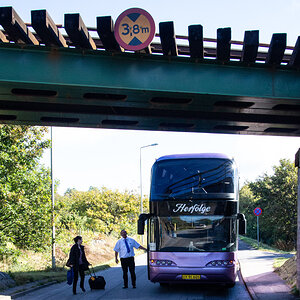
[
  {"x1": 0, "y1": 7, "x2": 299, "y2": 136},
  {"x1": 0, "y1": 6, "x2": 300, "y2": 296}
]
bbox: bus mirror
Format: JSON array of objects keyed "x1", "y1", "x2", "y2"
[
  {"x1": 138, "y1": 218, "x2": 145, "y2": 235},
  {"x1": 238, "y1": 213, "x2": 247, "y2": 235},
  {"x1": 137, "y1": 214, "x2": 151, "y2": 235}
]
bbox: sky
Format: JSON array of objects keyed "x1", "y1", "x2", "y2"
[{"x1": 2, "y1": 0, "x2": 300, "y2": 195}]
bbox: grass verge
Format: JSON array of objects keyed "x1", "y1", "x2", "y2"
[
  {"x1": 8, "y1": 252, "x2": 147, "y2": 288},
  {"x1": 239, "y1": 235, "x2": 295, "y2": 254},
  {"x1": 273, "y1": 257, "x2": 290, "y2": 268},
  {"x1": 240, "y1": 235, "x2": 295, "y2": 270},
  {"x1": 9, "y1": 259, "x2": 116, "y2": 286}
]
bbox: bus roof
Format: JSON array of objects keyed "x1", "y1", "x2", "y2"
[{"x1": 156, "y1": 153, "x2": 232, "y2": 162}]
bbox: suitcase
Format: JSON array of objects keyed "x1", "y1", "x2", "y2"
[{"x1": 88, "y1": 267, "x2": 106, "y2": 290}]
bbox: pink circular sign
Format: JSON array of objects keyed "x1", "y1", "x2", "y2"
[{"x1": 114, "y1": 8, "x2": 155, "y2": 51}]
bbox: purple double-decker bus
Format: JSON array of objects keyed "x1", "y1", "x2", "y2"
[{"x1": 138, "y1": 153, "x2": 246, "y2": 288}]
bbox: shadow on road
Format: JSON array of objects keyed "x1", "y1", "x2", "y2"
[
  {"x1": 238, "y1": 240, "x2": 254, "y2": 251},
  {"x1": 158, "y1": 281, "x2": 233, "y2": 292},
  {"x1": 124, "y1": 265, "x2": 244, "y2": 299}
]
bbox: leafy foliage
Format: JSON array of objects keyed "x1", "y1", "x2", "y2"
[
  {"x1": 0, "y1": 124, "x2": 147, "y2": 256},
  {"x1": 239, "y1": 159, "x2": 297, "y2": 250},
  {"x1": 0, "y1": 125, "x2": 51, "y2": 250},
  {"x1": 55, "y1": 187, "x2": 147, "y2": 237}
]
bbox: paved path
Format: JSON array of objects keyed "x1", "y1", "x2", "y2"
[
  {"x1": 13, "y1": 254, "x2": 250, "y2": 300},
  {"x1": 2, "y1": 240, "x2": 296, "y2": 300},
  {"x1": 238, "y1": 240, "x2": 296, "y2": 300}
]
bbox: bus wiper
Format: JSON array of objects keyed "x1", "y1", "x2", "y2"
[
  {"x1": 200, "y1": 187, "x2": 208, "y2": 194},
  {"x1": 169, "y1": 185, "x2": 209, "y2": 198},
  {"x1": 166, "y1": 173, "x2": 201, "y2": 194},
  {"x1": 169, "y1": 180, "x2": 207, "y2": 196}
]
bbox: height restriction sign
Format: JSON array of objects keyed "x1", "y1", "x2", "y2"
[{"x1": 114, "y1": 8, "x2": 155, "y2": 51}]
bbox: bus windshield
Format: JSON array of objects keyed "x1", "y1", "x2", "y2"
[
  {"x1": 149, "y1": 215, "x2": 237, "y2": 252},
  {"x1": 150, "y1": 158, "x2": 235, "y2": 200}
]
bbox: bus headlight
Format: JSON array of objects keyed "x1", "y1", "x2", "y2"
[
  {"x1": 206, "y1": 260, "x2": 235, "y2": 267},
  {"x1": 149, "y1": 259, "x2": 177, "y2": 267}
]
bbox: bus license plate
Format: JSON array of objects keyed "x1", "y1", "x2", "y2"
[{"x1": 182, "y1": 275, "x2": 201, "y2": 280}]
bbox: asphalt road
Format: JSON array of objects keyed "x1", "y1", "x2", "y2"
[
  {"x1": 238, "y1": 239, "x2": 293, "y2": 277},
  {"x1": 17, "y1": 252, "x2": 251, "y2": 300}
]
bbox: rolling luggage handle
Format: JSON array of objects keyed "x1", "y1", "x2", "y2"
[{"x1": 88, "y1": 265, "x2": 97, "y2": 278}]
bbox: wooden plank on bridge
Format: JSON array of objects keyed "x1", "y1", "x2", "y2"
[
  {"x1": 188, "y1": 25, "x2": 203, "y2": 59},
  {"x1": 241, "y1": 30, "x2": 259, "y2": 63},
  {"x1": 289, "y1": 36, "x2": 300, "y2": 67},
  {"x1": 0, "y1": 30, "x2": 8, "y2": 43},
  {"x1": 31, "y1": 10, "x2": 67, "y2": 47},
  {"x1": 97, "y1": 16, "x2": 122, "y2": 52},
  {"x1": 217, "y1": 27, "x2": 231, "y2": 62},
  {"x1": 0, "y1": 7, "x2": 39, "y2": 45},
  {"x1": 64, "y1": 13, "x2": 96, "y2": 50},
  {"x1": 265, "y1": 33, "x2": 286, "y2": 65},
  {"x1": 159, "y1": 21, "x2": 178, "y2": 56}
]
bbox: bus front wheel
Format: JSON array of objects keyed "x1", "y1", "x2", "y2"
[{"x1": 159, "y1": 283, "x2": 169, "y2": 287}]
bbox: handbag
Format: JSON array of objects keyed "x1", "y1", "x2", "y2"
[{"x1": 67, "y1": 267, "x2": 74, "y2": 285}]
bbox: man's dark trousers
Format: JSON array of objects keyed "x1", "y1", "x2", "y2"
[{"x1": 120, "y1": 257, "x2": 136, "y2": 287}]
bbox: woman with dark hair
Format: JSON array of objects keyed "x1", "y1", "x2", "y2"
[{"x1": 67, "y1": 236, "x2": 90, "y2": 295}]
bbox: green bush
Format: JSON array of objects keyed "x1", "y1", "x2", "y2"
[
  {"x1": 240, "y1": 159, "x2": 297, "y2": 251},
  {"x1": 0, "y1": 243, "x2": 21, "y2": 263}
]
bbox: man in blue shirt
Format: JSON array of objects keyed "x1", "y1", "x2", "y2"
[{"x1": 114, "y1": 229, "x2": 147, "y2": 289}]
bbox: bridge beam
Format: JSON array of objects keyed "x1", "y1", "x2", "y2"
[{"x1": 0, "y1": 43, "x2": 300, "y2": 136}]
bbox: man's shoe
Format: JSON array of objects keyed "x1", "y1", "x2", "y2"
[
  {"x1": 122, "y1": 286, "x2": 128, "y2": 289},
  {"x1": 133, "y1": 286, "x2": 136, "y2": 288}
]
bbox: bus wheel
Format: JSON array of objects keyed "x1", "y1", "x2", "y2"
[
  {"x1": 159, "y1": 283, "x2": 169, "y2": 287},
  {"x1": 225, "y1": 282, "x2": 236, "y2": 288}
]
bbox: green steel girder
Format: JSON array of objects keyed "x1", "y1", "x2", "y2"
[{"x1": 0, "y1": 43, "x2": 300, "y2": 136}]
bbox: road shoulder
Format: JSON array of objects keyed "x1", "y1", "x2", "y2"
[{"x1": 238, "y1": 239, "x2": 296, "y2": 300}]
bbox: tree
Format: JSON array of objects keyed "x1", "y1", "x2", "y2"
[
  {"x1": 239, "y1": 184, "x2": 257, "y2": 238},
  {"x1": 56, "y1": 187, "x2": 146, "y2": 237},
  {"x1": 239, "y1": 159, "x2": 297, "y2": 250},
  {"x1": 0, "y1": 125, "x2": 51, "y2": 250}
]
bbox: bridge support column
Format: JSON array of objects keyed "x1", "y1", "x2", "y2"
[{"x1": 295, "y1": 149, "x2": 300, "y2": 289}]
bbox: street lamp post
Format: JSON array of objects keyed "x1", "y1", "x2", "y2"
[
  {"x1": 139, "y1": 143, "x2": 158, "y2": 215},
  {"x1": 50, "y1": 127, "x2": 56, "y2": 269}
]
